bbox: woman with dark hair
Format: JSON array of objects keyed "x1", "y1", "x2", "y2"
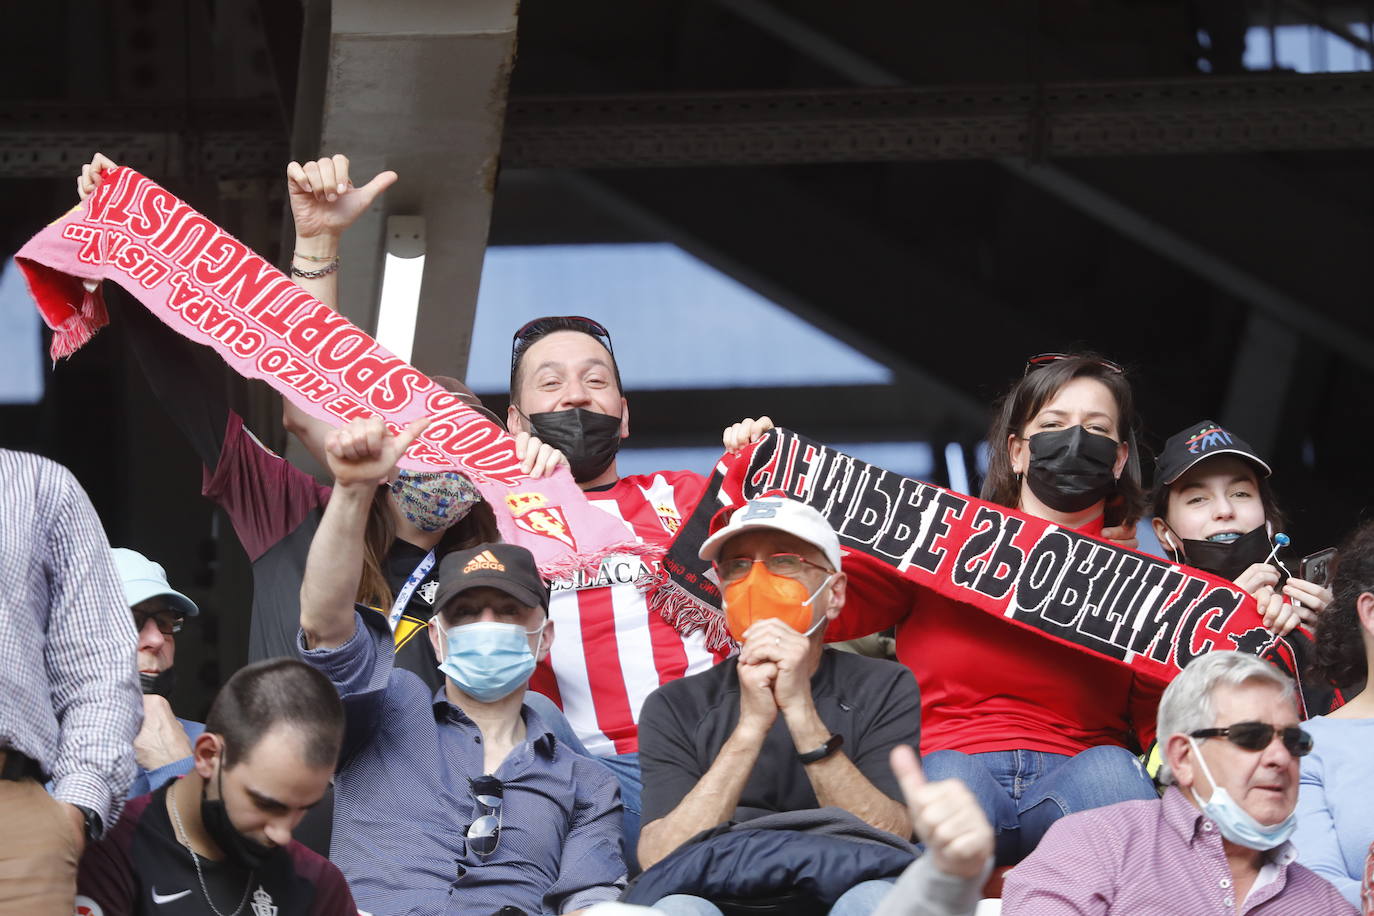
[
  {"x1": 829, "y1": 353, "x2": 1160, "y2": 865},
  {"x1": 980, "y1": 352, "x2": 1146, "y2": 530},
  {"x1": 1148, "y1": 419, "x2": 1336, "y2": 715},
  {"x1": 1290, "y1": 520, "x2": 1374, "y2": 909}
]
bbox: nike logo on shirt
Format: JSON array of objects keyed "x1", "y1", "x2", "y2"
[{"x1": 151, "y1": 888, "x2": 192, "y2": 904}]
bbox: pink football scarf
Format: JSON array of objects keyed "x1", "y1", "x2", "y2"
[
  {"x1": 646, "y1": 428, "x2": 1302, "y2": 697},
  {"x1": 15, "y1": 166, "x2": 637, "y2": 574}
]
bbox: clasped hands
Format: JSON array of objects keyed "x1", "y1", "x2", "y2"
[{"x1": 734, "y1": 617, "x2": 820, "y2": 736}]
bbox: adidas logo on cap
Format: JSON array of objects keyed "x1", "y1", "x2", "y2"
[{"x1": 462, "y1": 550, "x2": 506, "y2": 575}]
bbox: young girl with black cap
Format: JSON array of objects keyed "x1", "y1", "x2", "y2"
[{"x1": 1150, "y1": 419, "x2": 1338, "y2": 716}]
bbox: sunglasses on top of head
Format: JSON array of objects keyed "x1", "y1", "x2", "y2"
[
  {"x1": 1023, "y1": 352, "x2": 1126, "y2": 378},
  {"x1": 510, "y1": 316, "x2": 615, "y2": 372}
]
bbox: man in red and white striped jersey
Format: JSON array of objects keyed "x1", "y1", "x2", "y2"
[{"x1": 506, "y1": 315, "x2": 770, "y2": 863}]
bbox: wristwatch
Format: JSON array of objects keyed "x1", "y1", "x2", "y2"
[
  {"x1": 798, "y1": 733, "x2": 844, "y2": 764},
  {"x1": 75, "y1": 804, "x2": 102, "y2": 842}
]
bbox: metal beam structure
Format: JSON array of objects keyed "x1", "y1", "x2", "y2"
[
  {"x1": 705, "y1": 0, "x2": 1374, "y2": 467},
  {"x1": 0, "y1": 102, "x2": 283, "y2": 179},
  {"x1": 7, "y1": 70, "x2": 1374, "y2": 178},
  {"x1": 501, "y1": 74, "x2": 1374, "y2": 168}
]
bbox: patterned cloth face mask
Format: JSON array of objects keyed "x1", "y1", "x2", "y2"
[{"x1": 389, "y1": 470, "x2": 482, "y2": 533}]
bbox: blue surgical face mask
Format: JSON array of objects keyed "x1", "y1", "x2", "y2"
[
  {"x1": 1186, "y1": 737, "x2": 1297, "y2": 850},
  {"x1": 438, "y1": 620, "x2": 546, "y2": 702}
]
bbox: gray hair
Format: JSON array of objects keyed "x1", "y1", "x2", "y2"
[{"x1": 1155, "y1": 651, "x2": 1295, "y2": 785}]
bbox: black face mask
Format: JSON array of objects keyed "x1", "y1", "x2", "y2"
[
  {"x1": 200, "y1": 759, "x2": 281, "y2": 871},
  {"x1": 1024, "y1": 426, "x2": 1120, "y2": 514},
  {"x1": 1170, "y1": 524, "x2": 1274, "y2": 582},
  {"x1": 140, "y1": 667, "x2": 176, "y2": 698},
  {"x1": 525, "y1": 407, "x2": 623, "y2": 483}
]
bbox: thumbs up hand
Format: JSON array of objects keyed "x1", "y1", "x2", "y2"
[
  {"x1": 325, "y1": 416, "x2": 432, "y2": 489},
  {"x1": 891, "y1": 745, "x2": 994, "y2": 879},
  {"x1": 287, "y1": 154, "x2": 399, "y2": 240}
]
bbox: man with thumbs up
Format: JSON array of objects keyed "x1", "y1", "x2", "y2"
[{"x1": 869, "y1": 745, "x2": 995, "y2": 916}]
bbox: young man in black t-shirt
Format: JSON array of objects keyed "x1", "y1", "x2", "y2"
[{"x1": 74, "y1": 659, "x2": 356, "y2": 916}]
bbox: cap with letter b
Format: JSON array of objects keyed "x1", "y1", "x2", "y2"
[{"x1": 698, "y1": 496, "x2": 842, "y2": 572}]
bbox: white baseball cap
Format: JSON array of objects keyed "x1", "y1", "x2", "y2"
[
  {"x1": 698, "y1": 496, "x2": 842, "y2": 571},
  {"x1": 111, "y1": 548, "x2": 199, "y2": 616}
]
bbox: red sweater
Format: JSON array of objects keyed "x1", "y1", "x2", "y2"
[{"x1": 828, "y1": 516, "x2": 1160, "y2": 757}]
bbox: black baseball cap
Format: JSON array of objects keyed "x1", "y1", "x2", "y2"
[
  {"x1": 432, "y1": 543, "x2": 550, "y2": 616},
  {"x1": 1155, "y1": 420, "x2": 1272, "y2": 487}
]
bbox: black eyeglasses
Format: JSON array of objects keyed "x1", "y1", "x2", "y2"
[
  {"x1": 133, "y1": 610, "x2": 184, "y2": 636},
  {"x1": 467, "y1": 775, "x2": 503, "y2": 858},
  {"x1": 1190, "y1": 722, "x2": 1313, "y2": 758},
  {"x1": 510, "y1": 316, "x2": 615, "y2": 373},
  {"x1": 1023, "y1": 352, "x2": 1126, "y2": 377},
  {"x1": 715, "y1": 553, "x2": 832, "y2": 584}
]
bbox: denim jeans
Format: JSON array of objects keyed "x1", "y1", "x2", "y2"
[
  {"x1": 524, "y1": 691, "x2": 642, "y2": 872},
  {"x1": 654, "y1": 878, "x2": 897, "y2": 915},
  {"x1": 923, "y1": 745, "x2": 1156, "y2": 865}
]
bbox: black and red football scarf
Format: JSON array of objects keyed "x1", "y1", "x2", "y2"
[{"x1": 644, "y1": 428, "x2": 1296, "y2": 694}]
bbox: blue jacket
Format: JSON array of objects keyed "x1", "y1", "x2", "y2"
[{"x1": 624, "y1": 808, "x2": 915, "y2": 910}]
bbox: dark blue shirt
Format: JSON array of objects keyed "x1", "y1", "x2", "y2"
[{"x1": 299, "y1": 611, "x2": 625, "y2": 916}]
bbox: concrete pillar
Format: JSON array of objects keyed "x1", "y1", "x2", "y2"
[{"x1": 320, "y1": 0, "x2": 517, "y2": 380}]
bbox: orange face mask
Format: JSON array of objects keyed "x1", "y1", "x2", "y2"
[{"x1": 722, "y1": 563, "x2": 833, "y2": 643}]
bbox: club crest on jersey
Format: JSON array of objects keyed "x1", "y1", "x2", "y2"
[
  {"x1": 505, "y1": 491, "x2": 578, "y2": 550},
  {"x1": 75, "y1": 896, "x2": 104, "y2": 916},
  {"x1": 415, "y1": 579, "x2": 440, "y2": 605},
  {"x1": 655, "y1": 502, "x2": 682, "y2": 535},
  {"x1": 250, "y1": 887, "x2": 277, "y2": 916}
]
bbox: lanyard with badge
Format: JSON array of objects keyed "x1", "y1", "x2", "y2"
[{"x1": 388, "y1": 549, "x2": 437, "y2": 632}]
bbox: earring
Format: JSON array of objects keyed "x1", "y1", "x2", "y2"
[{"x1": 1015, "y1": 472, "x2": 1023, "y2": 484}]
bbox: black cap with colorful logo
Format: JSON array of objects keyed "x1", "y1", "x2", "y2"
[
  {"x1": 433, "y1": 543, "x2": 550, "y2": 615},
  {"x1": 1155, "y1": 420, "x2": 1273, "y2": 487}
]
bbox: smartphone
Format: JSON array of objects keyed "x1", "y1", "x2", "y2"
[{"x1": 1300, "y1": 547, "x2": 1337, "y2": 589}]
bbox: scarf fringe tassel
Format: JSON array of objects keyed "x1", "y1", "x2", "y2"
[
  {"x1": 48, "y1": 283, "x2": 109, "y2": 362},
  {"x1": 635, "y1": 564, "x2": 734, "y2": 654}
]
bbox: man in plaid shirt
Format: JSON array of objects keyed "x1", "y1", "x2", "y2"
[{"x1": 0, "y1": 449, "x2": 142, "y2": 915}]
